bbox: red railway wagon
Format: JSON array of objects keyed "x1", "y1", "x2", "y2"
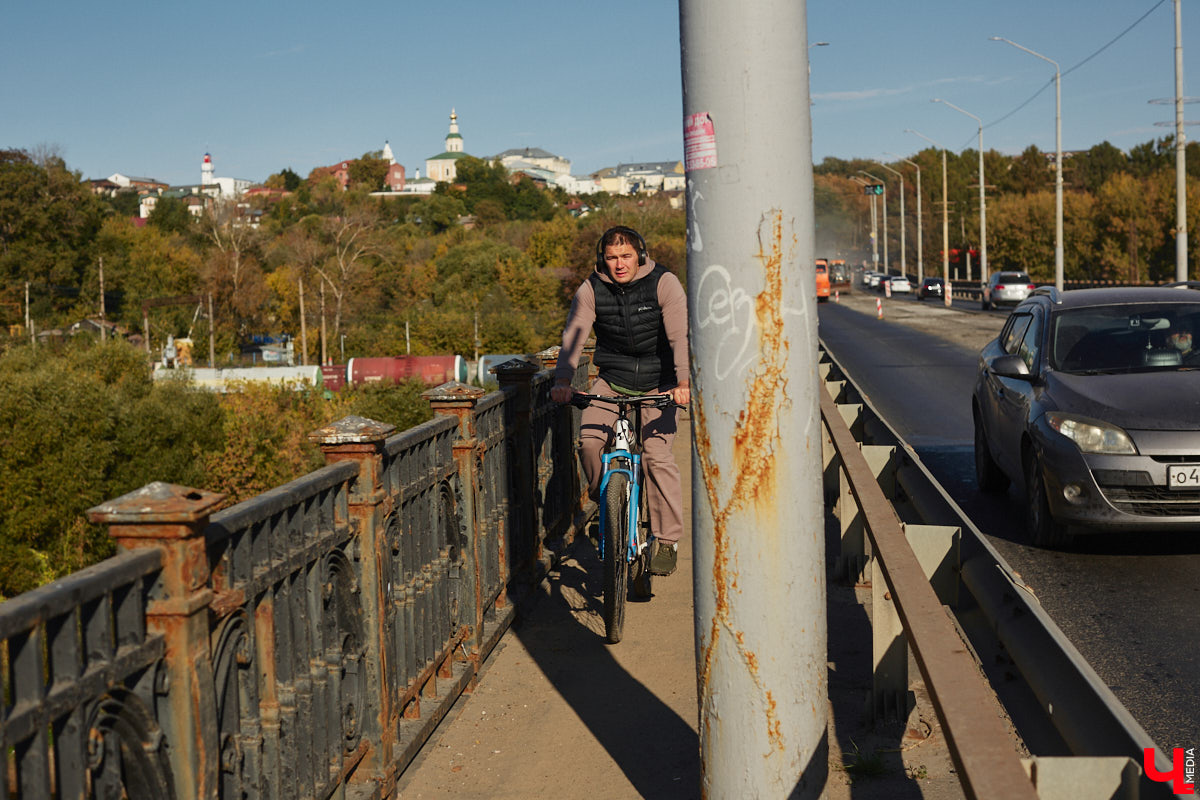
[{"x1": 325, "y1": 355, "x2": 468, "y2": 390}]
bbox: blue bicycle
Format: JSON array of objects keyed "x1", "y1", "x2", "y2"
[{"x1": 572, "y1": 392, "x2": 679, "y2": 643}]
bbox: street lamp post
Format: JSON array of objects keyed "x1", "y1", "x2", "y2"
[
  {"x1": 933, "y1": 98, "x2": 988, "y2": 285},
  {"x1": 992, "y1": 36, "x2": 1063, "y2": 291},
  {"x1": 887, "y1": 152, "x2": 922, "y2": 284},
  {"x1": 874, "y1": 161, "x2": 906, "y2": 278},
  {"x1": 907, "y1": 129, "x2": 951, "y2": 307},
  {"x1": 860, "y1": 170, "x2": 888, "y2": 272}
]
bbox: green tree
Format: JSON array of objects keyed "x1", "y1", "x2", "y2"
[
  {"x1": 348, "y1": 153, "x2": 390, "y2": 192},
  {"x1": 266, "y1": 167, "x2": 303, "y2": 192},
  {"x1": 1070, "y1": 141, "x2": 1127, "y2": 194},
  {"x1": 997, "y1": 145, "x2": 1050, "y2": 195},
  {"x1": 0, "y1": 149, "x2": 106, "y2": 305},
  {"x1": 148, "y1": 196, "x2": 194, "y2": 234},
  {"x1": 411, "y1": 193, "x2": 466, "y2": 233}
]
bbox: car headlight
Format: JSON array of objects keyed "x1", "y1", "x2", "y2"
[{"x1": 1045, "y1": 412, "x2": 1138, "y2": 455}]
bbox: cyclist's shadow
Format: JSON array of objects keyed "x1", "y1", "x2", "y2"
[{"x1": 511, "y1": 527, "x2": 701, "y2": 796}]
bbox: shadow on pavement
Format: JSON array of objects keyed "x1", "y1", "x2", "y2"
[{"x1": 511, "y1": 532, "x2": 701, "y2": 798}]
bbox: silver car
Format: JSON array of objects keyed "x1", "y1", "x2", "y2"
[
  {"x1": 972, "y1": 286, "x2": 1200, "y2": 546},
  {"x1": 982, "y1": 271, "x2": 1036, "y2": 310}
]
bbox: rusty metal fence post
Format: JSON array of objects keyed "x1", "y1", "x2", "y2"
[
  {"x1": 423, "y1": 383, "x2": 491, "y2": 656},
  {"x1": 309, "y1": 415, "x2": 397, "y2": 792},
  {"x1": 493, "y1": 359, "x2": 540, "y2": 585},
  {"x1": 88, "y1": 482, "x2": 227, "y2": 800}
]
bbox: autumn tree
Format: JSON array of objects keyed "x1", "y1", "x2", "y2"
[{"x1": 201, "y1": 198, "x2": 267, "y2": 340}]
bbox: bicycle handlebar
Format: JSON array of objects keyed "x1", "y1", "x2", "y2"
[{"x1": 568, "y1": 392, "x2": 685, "y2": 411}]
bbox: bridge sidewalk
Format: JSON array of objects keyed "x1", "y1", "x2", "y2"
[{"x1": 396, "y1": 417, "x2": 966, "y2": 799}]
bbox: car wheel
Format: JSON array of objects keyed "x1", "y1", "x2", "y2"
[
  {"x1": 1024, "y1": 450, "x2": 1070, "y2": 548},
  {"x1": 973, "y1": 413, "x2": 1009, "y2": 492}
]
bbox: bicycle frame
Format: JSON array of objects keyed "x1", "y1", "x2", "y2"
[{"x1": 597, "y1": 413, "x2": 644, "y2": 563}]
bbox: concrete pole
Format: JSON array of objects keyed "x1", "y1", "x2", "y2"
[
  {"x1": 1054, "y1": 67, "x2": 1064, "y2": 289},
  {"x1": 98, "y1": 257, "x2": 107, "y2": 342},
  {"x1": 870, "y1": 192, "x2": 879, "y2": 268},
  {"x1": 680, "y1": 0, "x2": 826, "y2": 796},
  {"x1": 207, "y1": 294, "x2": 216, "y2": 368},
  {"x1": 298, "y1": 278, "x2": 308, "y2": 367},
  {"x1": 875, "y1": 162, "x2": 905, "y2": 277},
  {"x1": 941, "y1": 149, "x2": 950, "y2": 304},
  {"x1": 1175, "y1": 0, "x2": 1189, "y2": 281},
  {"x1": 934, "y1": 99, "x2": 988, "y2": 283},
  {"x1": 897, "y1": 156, "x2": 923, "y2": 284},
  {"x1": 860, "y1": 170, "x2": 888, "y2": 271}
]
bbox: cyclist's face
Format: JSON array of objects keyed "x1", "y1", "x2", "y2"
[{"x1": 604, "y1": 242, "x2": 639, "y2": 284}]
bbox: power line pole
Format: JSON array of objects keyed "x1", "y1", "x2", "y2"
[
  {"x1": 681, "y1": 0, "x2": 826, "y2": 796},
  {"x1": 98, "y1": 257, "x2": 107, "y2": 342}
]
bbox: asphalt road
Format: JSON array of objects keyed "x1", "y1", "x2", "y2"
[{"x1": 819, "y1": 291, "x2": 1200, "y2": 757}]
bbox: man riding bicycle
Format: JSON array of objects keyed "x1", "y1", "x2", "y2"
[{"x1": 550, "y1": 226, "x2": 690, "y2": 576}]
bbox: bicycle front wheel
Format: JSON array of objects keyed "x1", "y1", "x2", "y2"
[{"x1": 602, "y1": 472, "x2": 630, "y2": 643}]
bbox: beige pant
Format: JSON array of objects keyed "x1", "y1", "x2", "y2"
[{"x1": 579, "y1": 378, "x2": 683, "y2": 544}]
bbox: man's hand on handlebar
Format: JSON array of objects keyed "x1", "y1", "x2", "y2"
[
  {"x1": 551, "y1": 382, "x2": 574, "y2": 404},
  {"x1": 671, "y1": 383, "x2": 690, "y2": 409}
]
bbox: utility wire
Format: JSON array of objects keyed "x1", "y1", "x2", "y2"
[{"x1": 961, "y1": 0, "x2": 1169, "y2": 149}]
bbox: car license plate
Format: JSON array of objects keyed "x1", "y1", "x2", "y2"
[{"x1": 1168, "y1": 464, "x2": 1200, "y2": 489}]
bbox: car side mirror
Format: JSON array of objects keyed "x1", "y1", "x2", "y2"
[{"x1": 989, "y1": 353, "x2": 1032, "y2": 379}]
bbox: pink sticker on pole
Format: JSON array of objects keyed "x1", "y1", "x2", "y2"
[{"x1": 684, "y1": 112, "x2": 718, "y2": 171}]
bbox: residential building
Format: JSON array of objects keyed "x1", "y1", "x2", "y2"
[
  {"x1": 106, "y1": 173, "x2": 169, "y2": 192},
  {"x1": 317, "y1": 142, "x2": 405, "y2": 192},
  {"x1": 492, "y1": 147, "x2": 571, "y2": 177}
]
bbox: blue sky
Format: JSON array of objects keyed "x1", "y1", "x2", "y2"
[{"x1": 0, "y1": 1, "x2": 1192, "y2": 186}]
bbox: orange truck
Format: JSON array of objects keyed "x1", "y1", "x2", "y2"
[{"x1": 815, "y1": 258, "x2": 831, "y2": 302}]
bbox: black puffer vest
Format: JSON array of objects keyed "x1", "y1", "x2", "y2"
[{"x1": 588, "y1": 263, "x2": 676, "y2": 392}]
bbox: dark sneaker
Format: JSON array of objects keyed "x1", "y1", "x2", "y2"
[{"x1": 649, "y1": 542, "x2": 678, "y2": 576}]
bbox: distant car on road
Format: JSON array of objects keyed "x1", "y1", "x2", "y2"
[
  {"x1": 972, "y1": 285, "x2": 1200, "y2": 547},
  {"x1": 916, "y1": 277, "x2": 944, "y2": 300},
  {"x1": 982, "y1": 271, "x2": 1036, "y2": 310},
  {"x1": 882, "y1": 275, "x2": 912, "y2": 293},
  {"x1": 867, "y1": 272, "x2": 883, "y2": 289}
]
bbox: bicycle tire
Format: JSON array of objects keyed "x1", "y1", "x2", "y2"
[
  {"x1": 630, "y1": 487, "x2": 653, "y2": 600},
  {"x1": 602, "y1": 472, "x2": 630, "y2": 643}
]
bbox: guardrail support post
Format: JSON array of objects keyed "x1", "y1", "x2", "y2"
[
  {"x1": 870, "y1": 554, "x2": 912, "y2": 723},
  {"x1": 88, "y1": 482, "x2": 226, "y2": 800},
  {"x1": 309, "y1": 415, "x2": 397, "y2": 790}
]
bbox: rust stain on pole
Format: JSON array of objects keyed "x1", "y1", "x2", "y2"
[{"x1": 696, "y1": 210, "x2": 793, "y2": 756}]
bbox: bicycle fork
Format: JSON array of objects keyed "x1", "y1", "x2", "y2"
[{"x1": 598, "y1": 418, "x2": 644, "y2": 562}]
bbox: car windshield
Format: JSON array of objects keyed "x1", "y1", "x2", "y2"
[{"x1": 1050, "y1": 303, "x2": 1200, "y2": 373}]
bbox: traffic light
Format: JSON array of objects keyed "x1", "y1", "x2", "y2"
[{"x1": 862, "y1": 184, "x2": 883, "y2": 195}]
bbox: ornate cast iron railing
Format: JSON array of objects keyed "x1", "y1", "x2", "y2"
[{"x1": 0, "y1": 353, "x2": 592, "y2": 800}]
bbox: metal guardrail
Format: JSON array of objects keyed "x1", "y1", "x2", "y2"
[
  {"x1": 0, "y1": 352, "x2": 593, "y2": 800},
  {"x1": 818, "y1": 345, "x2": 1170, "y2": 799}
]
